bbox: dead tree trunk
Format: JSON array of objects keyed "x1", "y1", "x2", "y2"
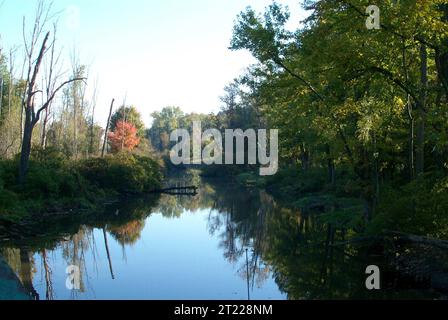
[
  {"x1": 101, "y1": 99, "x2": 115, "y2": 158},
  {"x1": 103, "y1": 228, "x2": 115, "y2": 280},
  {"x1": 18, "y1": 31, "x2": 85, "y2": 185},
  {"x1": 18, "y1": 32, "x2": 49, "y2": 185}
]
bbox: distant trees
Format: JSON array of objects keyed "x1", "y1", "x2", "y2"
[
  {"x1": 148, "y1": 107, "x2": 185, "y2": 151},
  {"x1": 0, "y1": 1, "x2": 144, "y2": 185}
]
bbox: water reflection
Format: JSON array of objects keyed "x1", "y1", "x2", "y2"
[
  {"x1": 0, "y1": 178, "x2": 285, "y2": 300},
  {"x1": 0, "y1": 176, "x2": 443, "y2": 300}
]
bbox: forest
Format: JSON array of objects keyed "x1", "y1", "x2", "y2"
[
  {"x1": 147, "y1": 0, "x2": 448, "y2": 240},
  {"x1": 1, "y1": 0, "x2": 448, "y2": 300}
]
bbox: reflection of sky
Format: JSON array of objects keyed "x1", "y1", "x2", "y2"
[{"x1": 32, "y1": 209, "x2": 286, "y2": 300}]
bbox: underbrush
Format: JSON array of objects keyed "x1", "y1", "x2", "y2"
[{"x1": 0, "y1": 149, "x2": 163, "y2": 222}]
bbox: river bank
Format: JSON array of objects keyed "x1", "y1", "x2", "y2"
[
  {"x1": 1, "y1": 175, "x2": 446, "y2": 299},
  {"x1": 0, "y1": 151, "x2": 163, "y2": 224},
  {"x1": 221, "y1": 168, "x2": 448, "y2": 296}
]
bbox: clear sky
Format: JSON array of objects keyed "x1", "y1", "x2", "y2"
[{"x1": 0, "y1": 0, "x2": 307, "y2": 127}]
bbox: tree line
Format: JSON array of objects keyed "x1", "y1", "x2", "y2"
[{"x1": 0, "y1": 1, "x2": 154, "y2": 185}]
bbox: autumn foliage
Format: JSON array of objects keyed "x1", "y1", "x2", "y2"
[{"x1": 108, "y1": 120, "x2": 140, "y2": 153}]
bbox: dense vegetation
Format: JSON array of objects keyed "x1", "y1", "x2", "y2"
[
  {"x1": 144, "y1": 1, "x2": 448, "y2": 240},
  {"x1": 224, "y1": 0, "x2": 448, "y2": 239},
  {"x1": 1, "y1": 0, "x2": 448, "y2": 300},
  {"x1": 0, "y1": 3, "x2": 163, "y2": 222},
  {"x1": 0, "y1": 149, "x2": 162, "y2": 222},
  {"x1": 2, "y1": 1, "x2": 448, "y2": 242}
]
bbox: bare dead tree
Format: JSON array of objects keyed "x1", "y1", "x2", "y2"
[
  {"x1": 89, "y1": 76, "x2": 99, "y2": 156},
  {"x1": 18, "y1": 29, "x2": 85, "y2": 184},
  {"x1": 102, "y1": 99, "x2": 115, "y2": 157},
  {"x1": 40, "y1": 22, "x2": 64, "y2": 149}
]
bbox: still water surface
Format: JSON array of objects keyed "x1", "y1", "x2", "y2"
[
  {"x1": 1, "y1": 180, "x2": 285, "y2": 300},
  {"x1": 0, "y1": 177, "x2": 443, "y2": 300}
]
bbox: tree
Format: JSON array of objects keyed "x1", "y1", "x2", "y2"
[
  {"x1": 228, "y1": 0, "x2": 448, "y2": 220},
  {"x1": 110, "y1": 105, "x2": 145, "y2": 137},
  {"x1": 148, "y1": 106, "x2": 184, "y2": 151},
  {"x1": 18, "y1": 2, "x2": 85, "y2": 184},
  {"x1": 108, "y1": 120, "x2": 140, "y2": 153}
]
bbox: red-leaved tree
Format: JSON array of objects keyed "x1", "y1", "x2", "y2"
[{"x1": 108, "y1": 120, "x2": 140, "y2": 153}]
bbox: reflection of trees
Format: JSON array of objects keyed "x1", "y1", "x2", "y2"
[
  {"x1": 61, "y1": 226, "x2": 92, "y2": 297},
  {"x1": 0, "y1": 194, "x2": 160, "y2": 300},
  {"x1": 156, "y1": 194, "x2": 184, "y2": 218},
  {"x1": 41, "y1": 249, "x2": 54, "y2": 300},
  {"x1": 155, "y1": 182, "x2": 216, "y2": 218},
  {"x1": 201, "y1": 181, "x2": 370, "y2": 299},
  {"x1": 108, "y1": 219, "x2": 145, "y2": 245},
  {"x1": 262, "y1": 204, "x2": 373, "y2": 299},
  {"x1": 0, "y1": 247, "x2": 39, "y2": 300},
  {"x1": 204, "y1": 182, "x2": 276, "y2": 290},
  {"x1": 2, "y1": 173, "x2": 443, "y2": 300},
  {"x1": 19, "y1": 249, "x2": 39, "y2": 300}
]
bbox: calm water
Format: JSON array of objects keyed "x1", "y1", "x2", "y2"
[
  {"x1": 0, "y1": 176, "x2": 444, "y2": 300},
  {"x1": 0, "y1": 180, "x2": 286, "y2": 300}
]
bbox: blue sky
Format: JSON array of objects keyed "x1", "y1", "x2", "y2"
[{"x1": 0, "y1": 0, "x2": 307, "y2": 126}]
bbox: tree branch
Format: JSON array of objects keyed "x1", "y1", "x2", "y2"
[
  {"x1": 34, "y1": 77, "x2": 86, "y2": 124},
  {"x1": 366, "y1": 66, "x2": 421, "y2": 107},
  {"x1": 339, "y1": 0, "x2": 438, "y2": 50}
]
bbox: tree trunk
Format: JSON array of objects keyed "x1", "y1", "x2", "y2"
[
  {"x1": 73, "y1": 96, "x2": 78, "y2": 159},
  {"x1": 0, "y1": 74, "x2": 3, "y2": 117},
  {"x1": 101, "y1": 99, "x2": 115, "y2": 157},
  {"x1": 408, "y1": 101, "x2": 415, "y2": 180},
  {"x1": 103, "y1": 228, "x2": 115, "y2": 280},
  {"x1": 416, "y1": 44, "x2": 427, "y2": 176},
  {"x1": 402, "y1": 39, "x2": 415, "y2": 180},
  {"x1": 325, "y1": 144, "x2": 335, "y2": 185},
  {"x1": 89, "y1": 104, "x2": 96, "y2": 155},
  {"x1": 40, "y1": 108, "x2": 49, "y2": 149},
  {"x1": 18, "y1": 109, "x2": 34, "y2": 185},
  {"x1": 8, "y1": 50, "x2": 13, "y2": 116},
  {"x1": 18, "y1": 32, "x2": 49, "y2": 185},
  {"x1": 19, "y1": 249, "x2": 39, "y2": 300}
]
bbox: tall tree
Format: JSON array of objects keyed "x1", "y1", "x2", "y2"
[{"x1": 18, "y1": 3, "x2": 85, "y2": 184}]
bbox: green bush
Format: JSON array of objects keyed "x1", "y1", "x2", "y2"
[
  {"x1": 368, "y1": 173, "x2": 448, "y2": 238},
  {"x1": 31, "y1": 146, "x2": 68, "y2": 169},
  {"x1": 0, "y1": 162, "x2": 23, "y2": 220},
  {"x1": 77, "y1": 153, "x2": 162, "y2": 193},
  {"x1": 0, "y1": 152, "x2": 162, "y2": 221}
]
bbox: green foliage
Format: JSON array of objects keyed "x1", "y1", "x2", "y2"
[
  {"x1": 110, "y1": 105, "x2": 146, "y2": 137},
  {"x1": 265, "y1": 167, "x2": 328, "y2": 199},
  {"x1": 0, "y1": 151, "x2": 162, "y2": 221},
  {"x1": 77, "y1": 153, "x2": 162, "y2": 193},
  {"x1": 0, "y1": 164, "x2": 14, "y2": 216},
  {"x1": 368, "y1": 174, "x2": 448, "y2": 238},
  {"x1": 317, "y1": 199, "x2": 365, "y2": 230}
]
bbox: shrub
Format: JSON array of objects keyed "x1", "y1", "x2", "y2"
[
  {"x1": 368, "y1": 173, "x2": 448, "y2": 238},
  {"x1": 77, "y1": 153, "x2": 162, "y2": 193}
]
